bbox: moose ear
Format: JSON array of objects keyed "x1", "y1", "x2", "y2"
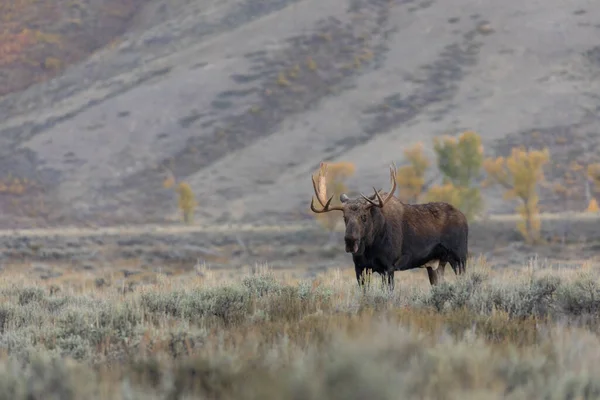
[{"x1": 340, "y1": 193, "x2": 350, "y2": 203}]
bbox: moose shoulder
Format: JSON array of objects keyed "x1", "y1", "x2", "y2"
[{"x1": 310, "y1": 162, "x2": 469, "y2": 290}]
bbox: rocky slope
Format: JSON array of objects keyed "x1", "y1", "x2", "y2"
[{"x1": 1, "y1": 0, "x2": 600, "y2": 228}]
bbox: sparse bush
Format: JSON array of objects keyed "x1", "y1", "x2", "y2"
[
  {"x1": 425, "y1": 131, "x2": 484, "y2": 220},
  {"x1": 0, "y1": 263, "x2": 600, "y2": 398},
  {"x1": 483, "y1": 147, "x2": 550, "y2": 244}
]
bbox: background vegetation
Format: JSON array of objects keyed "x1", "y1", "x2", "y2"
[
  {"x1": 0, "y1": 0, "x2": 142, "y2": 96},
  {"x1": 313, "y1": 130, "x2": 600, "y2": 245}
]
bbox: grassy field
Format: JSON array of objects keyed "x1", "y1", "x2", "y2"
[{"x1": 0, "y1": 258, "x2": 600, "y2": 399}]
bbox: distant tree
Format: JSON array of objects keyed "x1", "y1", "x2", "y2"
[
  {"x1": 586, "y1": 163, "x2": 600, "y2": 213},
  {"x1": 163, "y1": 167, "x2": 197, "y2": 224},
  {"x1": 177, "y1": 182, "x2": 197, "y2": 224},
  {"x1": 395, "y1": 142, "x2": 431, "y2": 203},
  {"x1": 587, "y1": 198, "x2": 599, "y2": 213},
  {"x1": 483, "y1": 147, "x2": 550, "y2": 244},
  {"x1": 311, "y1": 162, "x2": 356, "y2": 243},
  {"x1": 425, "y1": 131, "x2": 484, "y2": 221}
]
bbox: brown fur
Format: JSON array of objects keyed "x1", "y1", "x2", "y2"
[
  {"x1": 342, "y1": 194, "x2": 468, "y2": 290},
  {"x1": 310, "y1": 164, "x2": 469, "y2": 291}
]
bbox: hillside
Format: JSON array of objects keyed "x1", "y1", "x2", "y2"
[{"x1": 0, "y1": 0, "x2": 600, "y2": 228}]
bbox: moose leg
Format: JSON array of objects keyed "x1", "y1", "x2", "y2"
[
  {"x1": 355, "y1": 266, "x2": 368, "y2": 291},
  {"x1": 449, "y1": 257, "x2": 462, "y2": 276},
  {"x1": 380, "y1": 270, "x2": 395, "y2": 292},
  {"x1": 426, "y1": 267, "x2": 439, "y2": 286},
  {"x1": 437, "y1": 262, "x2": 447, "y2": 283}
]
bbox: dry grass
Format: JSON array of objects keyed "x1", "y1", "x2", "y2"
[{"x1": 1, "y1": 259, "x2": 600, "y2": 399}]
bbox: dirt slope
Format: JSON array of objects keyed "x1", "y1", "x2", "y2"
[{"x1": 1, "y1": 0, "x2": 600, "y2": 228}]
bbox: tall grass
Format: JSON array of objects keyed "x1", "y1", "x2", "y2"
[{"x1": 0, "y1": 259, "x2": 599, "y2": 399}]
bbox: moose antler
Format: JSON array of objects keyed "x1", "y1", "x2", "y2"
[
  {"x1": 310, "y1": 162, "x2": 345, "y2": 213},
  {"x1": 360, "y1": 162, "x2": 397, "y2": 208}
]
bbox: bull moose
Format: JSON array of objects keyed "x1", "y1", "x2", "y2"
[{"x1": 310, "y1": 162, "x2": 468, "y2": 291}]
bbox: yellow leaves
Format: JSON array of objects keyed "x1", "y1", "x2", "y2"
[
  {"x1": 0, "y1": 176, "x2": 30, "y2": 196},
  {"x1": 277, "y1": 72, "x2": 290, "y2": 87},
  {"x1": 424, "y1": 183, "x2": 482, "y2": 221},
  {"x1": 403, "y1": 142, "x2": 430, "y2": 176},
  {"x1": 483, "y1": 147, "x2": 549, "y2": 199},
  {"x1": 586, "y1": 198, "x2": 599, "y2": 213},
  {"x1": 176, "y1": 182, "x2": 197, "y2": 224},
  {"x1": 424, "y1": 183, "x2": 462, "y2": 206},
  {"x1": 162, "y1": 168, "x2": 196, "y2": 224},
  {"x1": 162, "y1": 175, "x2": 175, "y2": 189},
  {"x1": 483, "y1": 147, "x2": 550, "y2": 244},
  {"x1": 395, "y1": 142, "x2": 430, "y2": 203},
  {"x1": 587, "y1": 163, "x2": 600, "y2": 190},
  {"x1": 396, "y1": 165, "x2": 425, "y2": 203}
]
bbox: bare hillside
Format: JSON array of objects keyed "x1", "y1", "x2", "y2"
[{"x1": 1, "y1": 0, "x2": 600, "y2": 228}]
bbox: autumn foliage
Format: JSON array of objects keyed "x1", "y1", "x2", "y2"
[
  {"x1": 425, "y1": 131, "x2": 484, "y2": 221},
  {"x1": 0, "y1": 0, "x2": 142, "y2": 96},
  {"x1": 162, "y1": 168, "x2": 197, "y2": 224},
  {"x1": 588, "y1": 163, "x2": 600, "y2": 191},
  {"x1": 483, "y1": 147, "x2": 550, "y2": 244},
  {"x1": 176, "y1": 182, "x2": 197, "y2": 224},
  {"x1": 308, "y1": 130, "x2": 594, "y2": 245},
  {"x1": 587, "y1": 198, "x2": 599, "y2": 213},
  {"x1": 395, "y1": 142, "x2": 430, "y2": 203}
]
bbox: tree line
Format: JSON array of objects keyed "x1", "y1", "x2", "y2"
[{"x1": 313, "y1": 131, "x2": 600, "y2": 245}]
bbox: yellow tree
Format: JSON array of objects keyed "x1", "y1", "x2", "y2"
[
  {"x1": 176, "y1": 182, "x2": 197, "y2": 224},
  {"x1": 483, "y1": 147, "x2": 550, "y2": 244},
  {"x1": 395, "y1": 142, "x2": 430, "y2": 203},
  {"x1": 588, "y1": 163, "x2": 600, "y2": 188},
  {"x1": 587, "y1": 163, "x2": 600, "y2": 212},
  {"x1": 162, "y1": 166, "x2": 198, "y2": 224},
  {"x1": 425, "y1": 130, "x2": 484, "y2": 221},
  {"x1": 311, "y1": 162, "x2": 355, "y2": 241}
]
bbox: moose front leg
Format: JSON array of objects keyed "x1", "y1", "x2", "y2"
[
  {"x1": 381, "y1": 270, "x2": 395, "y2": 292},
  {"x1": 355, "y1": 266, "x2": 366, "y2": 289}
]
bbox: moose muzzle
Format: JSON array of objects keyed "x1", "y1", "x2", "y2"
[{"x1": 344, "y1": 237, "x2": 360, "y2": 254}]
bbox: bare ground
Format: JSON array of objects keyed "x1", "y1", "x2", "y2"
[{"x1": 2, "y1": 215, "x2": 599, "y2": 289}]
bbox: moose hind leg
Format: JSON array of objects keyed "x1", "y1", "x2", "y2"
[
  {"x1": 436, "y1": 261, "x2": 447, "y2": 283},
  {"x1": 426, "y1": 266, "x2": 439, "y2": 286}
]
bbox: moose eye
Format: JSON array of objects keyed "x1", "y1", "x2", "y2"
[{"x1": 361, "y1": 214, "x2": 367, "y2": 222}]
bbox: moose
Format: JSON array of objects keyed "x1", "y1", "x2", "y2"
[{"x1": 310, "y1": 162, "x2": 469, "y2": 291}]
